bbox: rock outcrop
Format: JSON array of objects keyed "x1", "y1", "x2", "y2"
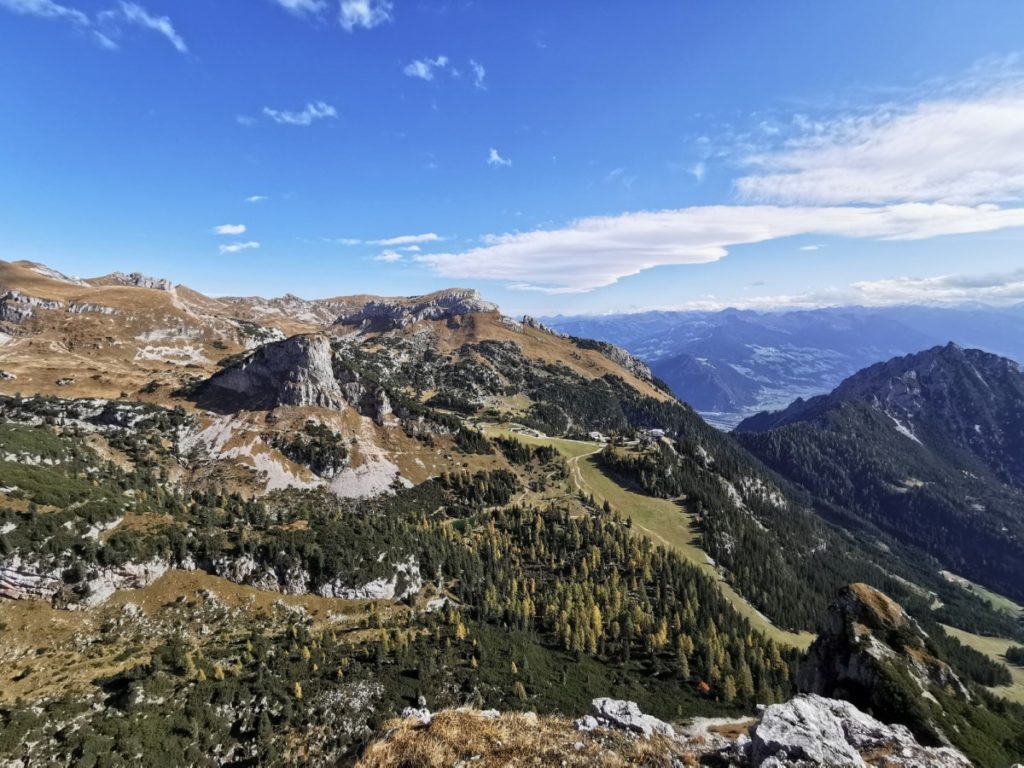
[
  {"x1": 335, "y1": 289, "x2": 498, "y2": 331},
  {"x1": 574, "y1": 698, "x2": 675, "y2": 738},
  {"x1": 740, "y1": 694, "x2": 972, "y2": 767},
  {"x1": 574, "y1": 338, "x2": 656, "y2": 382},
  {"x1": 197, "y1": 334, "x2": 345, "y2": 411},
  {"x1": 363, "y1": 695, "x2": 972, "y2": 767},
  {"x1": 797, "y1": 583, "x2": 968, "y2": 747},
  {"x1": 95, "y1": 271, "x2": 174, "y2": 292},
  {"x1": 317, "y1": 556, "x2": 422, "y2": 601}
]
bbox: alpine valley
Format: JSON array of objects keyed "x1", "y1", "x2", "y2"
[{"x1": 0, "y1": 259, "x2": 1023, "y2": 767}]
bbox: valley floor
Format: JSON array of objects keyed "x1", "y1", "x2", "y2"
[{"x1": 942, "y1": 624, "x2": 1024, "y2": 704}]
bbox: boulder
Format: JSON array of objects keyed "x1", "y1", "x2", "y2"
[
  {"x1": 744, "y1": 694, "x2": 972, "y2": 768},
  {"x1": 581, "y1": 698, "x2": 675, "y2": 738}
]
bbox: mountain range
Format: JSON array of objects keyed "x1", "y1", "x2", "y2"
[
  {"x1": 542, "y1": 305, "x2": 1024, "y2": 428},
  {"x1": 0, "y1": 259, "x2": 1021, "y2": 766}
]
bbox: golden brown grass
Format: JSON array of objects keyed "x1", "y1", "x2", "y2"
[
  {"x1": 849, "y1": 582, "x2": 905, "y2": 628},
  {"x1": 356, "y1": 709, "x2": 700, "y2": 768}
]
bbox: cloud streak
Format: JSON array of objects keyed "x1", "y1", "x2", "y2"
[
  {"x1": 219, "y1": 241, "x2": 261, "y2": 254},
  {"x1": 104, "y1": 2, "x2": 187, "y2": 53},
  {"x1": 0, "y1": 0, "x2": 87, "y2": 25},
  {"x1": 417, "y1": 203, "x2": 1024, "y2": 293},
  {"x1": 331, "y1": 233, "x2": 440, "y2": 246},
  {"x1": 1, "y1": 0, "x2": 186, "y2": 52},
  {"x1": 214, "y1": 224, "x2": 246, "y2": 235},
  {"x1": 262, "y1": 101, "x2": 336, "y2": 126}
]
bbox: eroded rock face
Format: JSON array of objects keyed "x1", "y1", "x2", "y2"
[
  {"x1": 317, "y1": 556, "x2": 422, "y2": 601},
  {"x1": 0, "y1": 555, "x2": 62, "y2": 600},
  {"x1": 101, "y1": 271, "x2": 174, "y2": 292},
  {"x1": 335, "y1": 289, "x2": 498, "y2": 331},
  {"x1": 796, "y1": 583, "x2": 968, "y2": 747},
  {"x1": 743, "y1": 694, "x2": 971, "y2": 768},
  {"x1": 198, "y1": 334, "x2": 345, "y2": 411},
  {"x1": 577, "y1": 338, "x2": 655, "y2": 383}
]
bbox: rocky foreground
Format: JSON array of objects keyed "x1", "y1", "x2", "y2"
[{"x1": 358, "y1": 693, "x2": 974, "y2": 767}]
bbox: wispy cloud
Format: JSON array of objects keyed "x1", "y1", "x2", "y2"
[
  {"x1": 338, "y1": 0, "x2": 392, "y2": 31},
  {"x1": 270, "y1": 0, "x2": 326, "y2": 15},
  {"x1": 416, "y1": 203, "x2": 1024, "y2": 293},
  {"x1": 1, "y1": 0, "x2": 186, "y2": 52},
  {"x1": 799, "y1": 244, "x2": 821, "y2": 251},
  {"x1": 413, "y1": 68, "x2": 1024, "y2": 294},
  {"x1": 403, "y1": 55, "x2": 448, "y2": 82},
  {"x1": 245, "y1": 195, "x2": 269, "y2": 203},
  {"x1": 219, "y1": 241, "x2": 261, "y2": 254},
  {"x1": 0, "y1": 0, "x2": 87, "y2": 25},
  {"x1": 270, "y1": 0, "x2": 392, "y2": 31},
  {"x1": 373, "y1": 250, "x2": 403, "y2": 263},
  {"x1": 214, "y1": 224, "x2": 246, "y2": 235},
  {"x1": 469, "y1": 59, "x2": 486, "y2": 90},
  {"x1": 333, "y1": 233, "x2": 440, "y2": 246},
  {"x1": 262, "y1": 101, "x2": 336, "y2": 126},
  {"x1": 487, "y1": 148, "x2": 511, "y2": 168},
  {"x1": 690, "y1": 161, "x2": 706, "y2": 182},
  {"x1": 737, "y1": 84, "x2": 1024, "y2": 205},
  {"x1": 100, "y1": 2, "x2": 187, "y2": 53}
]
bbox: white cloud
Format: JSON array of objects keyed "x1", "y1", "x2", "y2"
[
  {"x1": 373, "y1": 250, "x2": 403, "y2": 263},
  {"x1": 262, "y1": 101, "x2": 337, "y2": 126},
  {"x1": 271, "y1": 0, "x2": 326, "y2": 15},
  {"x1": 737, "y1": 86, "x2": 1024, "y2": 205},
  {"x1": 0, "y1": 0, "x2": 87, "y2": 25},
  {"x1": 338, "y1": 0, "x2": 392, "y2": 31},
  {"x1": 99, "y1": 2, "x2": 187, "y2": 53},
  {"x1": 416, "y1": 203, "x2": 1024, "y2": 293},
  {"x1": 852, "y1": 268, "x2": 1024, "y2": 306},
  {"x1": 214, "y1": 224, "x2": 246, "y2": 235},
  {"x1": 333, "y1": 233, "x2": 439, "y2": 246},
  {"x1": 403, "y1": 55, "x2": 448, "y2": 82},
  {"x1": 690, "y1": 161, "x2": 706, "y2": 182},
  {"x1": 799, "y1": 244, "x2": 821, "y2": 251},
  {"x1": 469, "y1": 59, "x2": 486, "y2": 90},
  {"x1": 245, "y1": 195, "x2": 269, "y2": 203},
  {"x1": 373, "y1": 233, "x2": 439, "y2": 246},
  {"x1": 487, "y1": 148, "x2": 511, "y2": 167},
  {"x1": 219, "y1": 241, "x2": 261, "y2": 254},
  {"x1": 0, "y1": 0, "x2": 187, "y2": 53},
  {"x1": 665, "y1": 267, "x2": 1024, "y2": 312}
]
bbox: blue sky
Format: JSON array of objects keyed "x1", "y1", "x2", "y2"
[{"x1": 3, "y1": 0, "x2": 1024, "y2": 316}]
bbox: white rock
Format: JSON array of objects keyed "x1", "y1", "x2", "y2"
[{"x1": 587, "y1": 698, "x2": 675, "y2": 738}]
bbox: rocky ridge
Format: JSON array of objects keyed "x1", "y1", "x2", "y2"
[
  {"x1": 360, "y1": 693, "x2": 973, "y2": 767},
  {"x1": 334, "y1": 288, "x2": 498, "y2": 331}
]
